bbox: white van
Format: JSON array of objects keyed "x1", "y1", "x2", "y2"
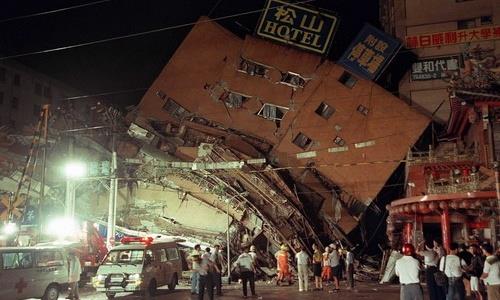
[
  {"x1": 0, "y1": 246, "x2": 69, "y2": 300},
  {"x1": 93, "y1": 237, "x2": 182, "y2": 299}
]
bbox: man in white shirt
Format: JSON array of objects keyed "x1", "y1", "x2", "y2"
[
  {"x1": 190, "y1": 244, "x2": 202, "y2": 295},
  {"x1": 395, "y1": 243, "x2": 423, "y2": 300},
  {"x1": 210, "y1": 244, "x2": 224, "y2": 296},
  {"x1": 345, "y1": 247, "x2": 355, "y2": 289},
  {"x1": 439, "y1": 243, "x2": 466, "y2": 300},
  {"x1": 480, "y1": 243, "x2": 500, "y2": 300},
  {"x1": 329, "y1": 244, "x2": 341, "y2": 291},
  {"x1": 417, "y1": 241, "x2": 444, "y2": 300},
  {"x1": 198, "y1": 248, "x2": 216, "y2": 300},
  {"x1": 235, "y1": 247, "x2": 257, "y2": 298},
  {"x1": 295, "y1": 245, "x2": 310, "y2": 292}
]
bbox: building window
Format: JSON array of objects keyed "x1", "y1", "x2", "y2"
[
  {"x1": 0, "y1": 67, "x2": 5, "y2": 82},
  {"x1": 480, "y1": 15, "x2": 493, "y2": 26},
  {"x1": 13, "y1": 74, "x2": 20, "y2": 86},
  {"x1": 457, "y1": 18, "x2": 476, "y2": 29},
  {"x1": 11, "y1": 97, "x2": 19, "y2": 109},
  {"x1": 0, "y1": 92, "x2": 3, "y2": 105},
  {"x1": 257, "y1": 103, "x2": 289, "y2": 121},
  {"x1": 162, "y1": 98, "x2": 189, "y2": 118},
  {"x1": 315, "y1": 102, "x2": 335, "y2": 120},
  {"x1": 238, "y1": 58, "x2": 269, "y2": 78},
  {"x1": 280, "y1": 72, "x2": 307, "y2": 88},
  {"x1": 43, "y1": 86, "x2": 52, "y2": 98},
  {"x1": 156, "y1": 90, "x2": 167, "y2": 100},
  {"x1": 34, "y1": 83, "x2": 42, "y2": 95},
  {"x1": 33, "y1": 104, "x2": 41, "y2": 116},
  {"x1": 334, "y1": 136, "x2": 346, "y2": 146},
  {"x1": 293, "y1": 132, "x2": 313, "y2": 150},
  {"x1": 339, "y1": 71, "x2": 357, "y2": 88},
  {"x1": 219, "y1": 91, "x2": 249, "y2": 109},
  {"x1": 357, "y1": 104, "x2": 369, "y2": 116}
]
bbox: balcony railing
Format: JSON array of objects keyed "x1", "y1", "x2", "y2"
[{"x1": 427, "y1": 174, "x2": 480, "y2": 194}]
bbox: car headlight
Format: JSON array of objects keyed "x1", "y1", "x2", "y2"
[
  {"x1": 128, "y1": 273, "x2": 141, "y2": 281},
  {"x1": 96, "y1": 274, "x2": 106, "y2": 281}
]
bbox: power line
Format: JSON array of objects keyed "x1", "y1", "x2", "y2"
[
  {"x1": 61, "y1": 87, "x2": 148, "y2": 101},
  {"x1": 0, "y1": 0, "x2": 316, "y2": 61},
  {"x1": 0, "y1": 0, "x2": 112, "y2": 24}
]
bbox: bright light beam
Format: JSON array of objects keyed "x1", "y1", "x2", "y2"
[{"x1": 64, "y1": 161, "x2": 87, "y2": 179}]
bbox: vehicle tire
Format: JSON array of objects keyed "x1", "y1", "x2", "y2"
[
  {"x1": 106, "y1": 292, "x2": 116, "y2": 299},
  {"x1": 42, "y1": 284, "x2": 59, "y2": 300},
  {"x1": 146, "y1": 279, "x2": 157, "y2": 297},
  {"x1": 168, "y1": 273, "x2": 177, "y2": 291}
]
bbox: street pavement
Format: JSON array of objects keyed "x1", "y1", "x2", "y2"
[{"x1": 45, "y1": 281, "x2": 401, "y2": 300}]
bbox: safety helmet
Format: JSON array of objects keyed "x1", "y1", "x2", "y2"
[
  {"x1": 250, "y1": 245, "x2": 256, "y2": 252},
  {"x1": 402, "y1": 243, "x2": 415, "y2": 256},
  {"x1": 280, "y1": 244, "x2": 288, "y2": 251}
]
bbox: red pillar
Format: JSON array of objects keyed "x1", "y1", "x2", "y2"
[
  {"x1": 441, "y1": 208, "x2": 451, "y2": 251},
  {"x1": 404, "y1": 222, "x2": 413, "y2": 244}
]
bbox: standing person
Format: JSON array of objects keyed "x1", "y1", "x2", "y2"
[
  {"x1": 210, "y1": 244, "x2": 224, "y2": 296},
  {"x1": 67, "y1": 249, "x2": 82, "y2": 300},
  {"x1": 312, "y1": 244, "x2": 323, "y2": 290},
  {"x1": 395, "y1": 243, "x2": 423, "y2": 300},
  {"x1": 458, "y1": 244, "x2": 473, "y2": 297},
  {"x1": 321, "y1": 246, "x2": 331, "y2": 284},
  {"x1": 275, "y1": 245, "x2": 291, "y2": 285},
  {"x1": 439, "y1": 242, "x2": 466, "y2": 300},
  {"x1": 295, "y1": 245, "x2": 310, "y2": 292},
  {"x1": 480, "y1": 243, "x2": 500, "y2": 300},
  {"x1": 417, "y1": 241, "x2": 443, "y2": 300},
  {"x1": 235, "y1": 247, "x2": 257, "y2": 298},
  {"x1": 198, "y1": 249, "x2": 216, "y2": 300},
  {"x1": 190, "y1": 244, "x2": 202, "y2": 295},
  {"x1": 467, "y1": 244, "x2": 484, "y2": 300},
  {"x1": 434, "y1": 240, "x2": 446, "y2": 259},
  {"x1": 345, "y1": 247, "x2": 355, "y2": 290},
  {"x1": 329, "y1": 244, "x2": 341, "y2": 292}
]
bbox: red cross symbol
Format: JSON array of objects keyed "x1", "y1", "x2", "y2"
[{"x1": 15, "y1": 277, "x2": 28, "y2": 294}]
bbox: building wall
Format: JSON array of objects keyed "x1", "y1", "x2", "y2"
[
  {"x1": 0, "y1": 61, "x2": 93, "y2": 130},
  {"x1": 135, "y1": 17, "x2": 429, "y2": 233},
  {"x1": 380, "y1": 0, "x2": 499, "y2": 123}
]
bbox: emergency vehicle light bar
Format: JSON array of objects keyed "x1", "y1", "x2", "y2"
[{"x1": 121, "y1": 236, "x2": 154, "y2": 245}]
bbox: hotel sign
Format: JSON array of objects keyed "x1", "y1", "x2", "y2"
[
  {"x1": 411, "y1": 56, "x2": 460, "y2": 81},
  {"x1": 256, "y1": 0, "x2": 339, "y2": 55},
  {"x1": 405, "y1": 25, "x2": 500, "y2": 49}
]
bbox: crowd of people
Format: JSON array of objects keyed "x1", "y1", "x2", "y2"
[
  {"x1": 395, "y1": 240, "x2": 500, "y2": 300},
  {"x1": 189, "y1": 242, "x2": 356, "y2": 299}
]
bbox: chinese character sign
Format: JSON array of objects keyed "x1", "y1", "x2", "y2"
[
  {"x1": 411, "y1": 56, "x2": 460, "y2": 81},
  {"x1": 256, "y1": 0, "x2": 339, "y2": 54},
  {"x1": 338, "y1": 23, "x2": 401, "y2": 80},
  {"x1": 406, "y1": 25, "x2": 500, "y2": 49}
]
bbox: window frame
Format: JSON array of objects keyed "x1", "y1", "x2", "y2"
[
  {"x1": 166, "y1": 248, "x2": 179, "y2": 261},
  {"x1": 219, "y1": 90, "x2": 250, "y2": 109},
  {"x1": 338, "y1": 71, "x2": 358, "y2": 89},
  {"x1": 279, "y1": 71, "x2": 308, "y2": 88},
  {"x1": 162, "y1": 98, "x2": 190, "y2": 118},
  {"x1": 1, "y1": 251, "x2": 34, "y2": 270},
  {"x1": 237, "y1": 57, "x2": 270, "y2": 78},
  {"x1": 35, "y1": 250, "x2": 64, "y2": 268},
  {"x1": 293, "y1": 132, "x2": 313, "y2": 150},
  {"x1": 315, "y1": 102, "x2": 335, "y2": 120},
  {"x1": 257, "y1": 103, "x2": 290, "y2": 121}
]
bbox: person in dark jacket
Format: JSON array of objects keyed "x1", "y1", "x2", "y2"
[{"x1": 467, "y1": 244, "x2": 484, "y2": 300}]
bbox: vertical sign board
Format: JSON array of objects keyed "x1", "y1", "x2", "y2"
[
  {"x1": 337, "y1": 23, "x2": 401, "y2": 80},
  {"x1": 256, "y1": 0, "x2": 339, "y2": 55},
  {"x1": 411, "y1": 56, "x2": 461, "y2": 81}
]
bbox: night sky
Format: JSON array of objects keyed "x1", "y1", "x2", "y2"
[{"x1": 0, "y1": 0, "x2": 379, "y2": 106}]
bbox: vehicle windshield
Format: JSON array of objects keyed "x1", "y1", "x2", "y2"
[{"x1": 103, "y1": 249, "x2": 144, "y2": 265}]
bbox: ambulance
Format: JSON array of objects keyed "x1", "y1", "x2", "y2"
[
  {"x1": 0, "y1": 246, "x2": 69, "y2": 300},
  {"x1": 93, "y1": 236, "x2": 182, "y2": 299}
]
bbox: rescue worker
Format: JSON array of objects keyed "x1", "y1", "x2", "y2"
[
  {"x1": 480, "y1": 243, "x2": 500, "y2": 300},
  {"x1": 235, "y1": 247, "x2": 257, "y2": 298},
  {"x1": 295, "y1": 244, "x2": 309, "y2": 292},
  {"x1": 395, "y1": 243, "x2": 423, "y2": 300},
  {"x1": 312, "y1": 244, "x2": 323, "y2": 290},
  {"x1": 275, "y1": 244, "x2": 291, "y2": 285},
  {"x1": 321, "y1": 246, "x2": 331, "y2": 284},
  {"x1": 67, "y1": 249, "x2": 82, "y2": 300},
  {"x1": 210, "y1": 244, "x2": 224, "y2": 296}
]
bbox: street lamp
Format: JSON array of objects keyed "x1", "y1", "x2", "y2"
[
  {"x1": 226, "y1": 191, "x2": 249, "y2": 283},
  {"x1": 63, "y1": 161, "x2": 87, "y2": 218}
]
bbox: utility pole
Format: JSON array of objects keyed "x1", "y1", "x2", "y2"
[
  {"x1": 38, "y1": 105, "x2": 49, "y2": 235},
  {"x1": 106, "y1": 129, "x2": 118, "y2": 249},
  {"x1": 65, "y1": 138, "x2": 75, "y2": 218}
]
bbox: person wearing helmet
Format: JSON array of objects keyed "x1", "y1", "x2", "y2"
[
  {"x1": 249, "y1": 245, "x2": 257, "y2": 263},
  {"x1": 395, "y1": 243, "x2": 423, "y2": 300},
  {"x1": 321, "y1": 246, "x2": 332, "y2": 284},
  {"x1": 275, "y1": 244, "x2": 291, "y2": 285}
]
